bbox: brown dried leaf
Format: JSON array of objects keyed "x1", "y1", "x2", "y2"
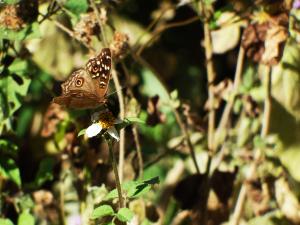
[
  {"x1": 243, "y1": 95, "x2": 260, "y2": 118},
  {"x1": 247, "y1": 179, "x2": 272, "y2": 216},
  {"x1": 242, "y1": 13, "x2": 289, "y2": 65},
  {"x1": 0, "y1": 5, "x2": 24, "y2": 30},
  {"x1": 33, "y1": 190, "x2": 53, "y2": 206},
  {"x1": 41, "y1": 103, "x2": 68, "y2": 137},
  {"x1": 242, "y1": 23, "x2": 269, "y2": 63},
  {"x1": 146, "y1": 95, "x2": 165, "y2": 126},
  {"x1": 182, "y1": 103, "x2": 205, "y2": 132},
  {"x1": 110, "y1": 31, "x2": 130, "y2": 59},
  {"x1": 262, "y1": 25, "x2": 288, "y2": 65},
  {"x1": 74, "y1": 12, "x2": 99, "y2": 45},
  {"x1": 204, "y1": 79, "x2": 233, "y2": 111}
]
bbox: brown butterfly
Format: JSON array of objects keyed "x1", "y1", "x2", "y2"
[{"x1": 53, "y1": 48, "x2": 112, "y2": 109}]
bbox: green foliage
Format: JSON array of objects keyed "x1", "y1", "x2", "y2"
[
  {"x1": 0, "y1": 23, "x2": 40, "y2": 41},
  {"x1": 0, "y1": 139, "x2": 18, "y2": 156},
  {"x1": 0, "y1": 219, "x2": 14, "y2": 225},
  {"x1": 3, "y1": 0, "x2": 20, "y2": 4},
  {"x1": 0, "y1": 60, "x2": 31, "y2": 133},
  {"x1": 116, "y1": 207, "x2": 134, "y2": 222},
  {"x1": 1, "y1": 1, "x2": 300, "y2": 225},
  {"x1": 17, "y1": 211, "x2": 35, "y2": 225},
  {"x1": 90, "y1": 204, "x2": 115, "y2": 220},
  {"x1": 0, "y1": 157, "x2": 21, "y2": 187},
  {"x1": 34, "y1": 157, "x2": 55, "y2": 187},
  {"x1": 64, "y1": 0, "x2": 89, "y2": 15},
  {"x1": 105, "y1": 177, "x2": 159, "y2": 201}
]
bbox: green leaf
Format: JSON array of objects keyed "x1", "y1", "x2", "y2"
[
  {"x1": 78, "y1": 128, "x2": 86, "y2": 137},
  {"x1": 143, "y1": 176, "x2": 160, "y2": 185},
  {"x1": 0, "y1": 62, "x2": 31, "y2": 133},
  {"x1": 34, "y1": 157, "x2": 55, "y2": 187},
  {"x1": 105, "y1": 177, "x2": 159, "y2": 200},
  {"x1": 0, "y1": 218, "x2": 14, "y2": 225},
  {"x1": 18, "y1": 211, "x2": 35, "y2": 225},
  {"x1": 116, "y1": 208, "x2": 134, "y2": 222},
  {"x1": 17, "y1": 195, "x2": 34, "y2": 211},
  {"x1": 140, "y1": 69, "x2": 170, "y2": 103},
  {"x1": 0, "y1": 139, "x2": 18, "y2": 156},
  {"x1": 280, "y1": 144, "x2": 300, "y2": 182},
  {"x1": 0, "y1": 157, "x2": 21, "y2": 187},
  {"x1": 65, "y1": 0, "x2": 88, "y2": 14},
  {"x1": 4, "y1": 0, "x2": 20, "y2": 4},
  {"x1": 126, "y1": 117, "x2": 145, "y2": 124},
  {"x1": 0, "y1": 23, "x2": 40, "y2": 41},
  {"x1": 104, "y1": 222, "x2": 115, "y2": 225},
  {"x1": 170, "y1": 89, "x2": 178, "y2": 99},
  {"x1": 105, "y1": 189, "x2": 119, "y2": 200},
  {"x1": 90, "y1": 205, "x2": 115, "y2": 220}
]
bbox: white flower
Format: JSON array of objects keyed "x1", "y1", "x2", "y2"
[
  {"x1": 85, "y1": 111, "x2": 122, "y2": 141},
  {"x1": 86, "y1": 123, "x2": 102, "y2": 138}
]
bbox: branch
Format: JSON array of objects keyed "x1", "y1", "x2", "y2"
[
  {"x1": 107, "y1": 139, "x2": 124, "y2": 208},
  {"x1": 214, "y1": 46, "x2": 245, "y2": 147},
  {"x1": 230, "y1": 65, "x2": 272, "y2": 225}
]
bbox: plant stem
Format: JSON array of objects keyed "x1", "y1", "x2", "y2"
[
  {"x1": 111, "y1": 70, "x2": 126, "y2": 183},
  {"x1": 230, "y1": 65, "x2": 272, "y2": 225},
  {"x1": 53, "y1": 20, "x2": 95, "y2": 52},
  {"x1": 136, "y1": 15, "x2": 200, "y2": 56},
  {"x1": 120, "y1": 62, "x2": 144, "y2": 178},
  {"x1": 132, "y1": 126, "x2": 144, "y2": 178},
  {"x1": 59, "y1": 171, "x2": 66, "y2": 225},
  {"x1": 198, "y1": 1, "x2": 217, "y2": 223},
  {"x1": 91, "y1": 1, "x2": 127, "y2": 182},
  {"x1": 107, "y1": 138, "x2": 124, "y2": 208},
  {"x1": 90, "y1": 0, "x2": 108, "y2": 46},
  {"x1": 214, "y1": 46, "x2": 245, "y2": 148}
]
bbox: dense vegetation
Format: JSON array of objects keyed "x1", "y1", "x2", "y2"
[{"x1": 1, "y1": 0, "x2": 300, "y2": 224}]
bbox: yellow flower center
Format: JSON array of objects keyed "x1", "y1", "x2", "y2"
[{"x1": 97, "y1": 111, "x2": 116, "y2": 129}]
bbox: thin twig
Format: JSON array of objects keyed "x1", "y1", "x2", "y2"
[
  {"x1": 53, "y1": 20, "x2": 95, "y2": 52},
  {"x1": 59, "y1": 172, "x2": 66, "y2": 225},
  {"x1": 133, "y1": 53, "x2": 200, "y2": 174},
  {"x1": 120, "y1": 61, "x2": 144, "y2": 178},
  {"x1": 230, "y1": 66, "x2": 272, "y2": 225},
  {"x1": 136, "y1": 16, "x2": 200, "y2": 56},
  {"x1": 111, "y1": 69, "x2": 126, "y2": 182},
  {"x1": 90, "y1": 0, "x2": 108, "y2": 46},
  {"x1": 133, "y1": 4, "x2": 175, "y2": 50},
  {"x1": 198, "y1": 1, "x2": 217, "y2": 223},
  {"x1": 132, "y1": 126, "x2": 143, "y2": 178},
  {"x1": 214, "y1": 46, "x2": 245, "y2": 147},
  {"x1": 107, "y1": 138, "x2": 124, "y2": 208}
]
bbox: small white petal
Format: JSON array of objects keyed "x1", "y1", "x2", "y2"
[
  {"x1": 107, "y1": 127, "x2": 119, "y2": 141},
  {"x1": 85, "y1": 123, "x2": 102, "y2": 138}
]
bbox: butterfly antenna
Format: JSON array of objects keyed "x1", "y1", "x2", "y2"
[{"x1": 106, "y1": 86, "x2": 127, "y2": 98}]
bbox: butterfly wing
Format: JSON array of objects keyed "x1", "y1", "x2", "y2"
[
  {"x1": 53, "y1": 90, "x2": 106, "y2": 109},
  {"x1": 86, "y1": 48, "x2": 112, "y2": 99},
  {"x1": 53, "y1": 48, "x2": 112, "y2": 109},
  {"x1": 53, "y1": 69, "x2": 105, "y2": 109}
]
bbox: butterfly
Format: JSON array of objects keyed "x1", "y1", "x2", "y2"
[{"x1": 53, "y1": 48, "x2": 112, "y2": 109}]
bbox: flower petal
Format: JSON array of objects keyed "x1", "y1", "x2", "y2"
[
  {"x1": 85, "y1": 123, "x2": 102, "y2": 138},
  {"x1": 107, "y1": 127, "x2": 120, "y2": 141}
]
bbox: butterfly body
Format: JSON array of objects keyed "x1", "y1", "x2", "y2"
[{"x1": 53, "y1": 48, "x2": 112, "y2": 109}]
